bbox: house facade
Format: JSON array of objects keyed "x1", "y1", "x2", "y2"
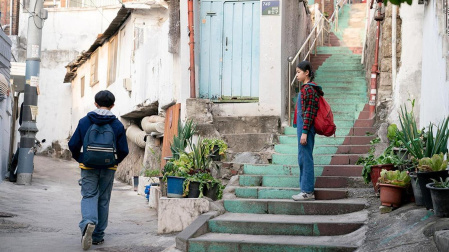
[{"x1": 0, "y1": 30, "x2": 12, "y2": 182}]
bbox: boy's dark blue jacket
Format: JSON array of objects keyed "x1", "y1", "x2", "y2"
[{"x1": 68, "y1": 111, "x2": 129, "y2": 169}]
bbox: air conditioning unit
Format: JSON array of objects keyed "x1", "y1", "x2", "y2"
[{"x1": 123, "y1": 78, "x2": 132, "y2": 91}]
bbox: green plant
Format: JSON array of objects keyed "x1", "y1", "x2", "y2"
[
  {"x1": 190, "y1": 139, "x2": 212, "y2": 173},
  {"x1": 170, "y1": 120, "x2": 197, "y2": 160},
  {"x1": 378, "y1": 169, "x2": 411, "y2": 187},
  {"x1": 359, "y1": 146, "x2": 406, "y2": 184},
  {"x1": 417, "y1": 153, "x2": 448, "y2": 172},
  {"x1": 430, "y1": 177, "x2": 449, "y2": 188},
  {"x1": 398, "y1": 102, "x2": 449, "y2": 160},
  {"x1": 144, "y1": 169, "x2": 161, "y2": 177},
  {"x1": 183, "y1": 172, "x2": 223, "y2": 199},
  {"x1": 202, "y1": 138, "x2": 228, "y2": 158},
  {"x1": 387, "y1": 124, "x2": 405, "y2": 148}
]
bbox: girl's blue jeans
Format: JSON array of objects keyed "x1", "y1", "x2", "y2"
[{"x1": 297, "y1": 95, "x2": 316, "y2": 193}]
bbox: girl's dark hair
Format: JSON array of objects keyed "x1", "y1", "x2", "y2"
[{"x1": 297, "y1": 61, "x2": 315, "y2": 81}]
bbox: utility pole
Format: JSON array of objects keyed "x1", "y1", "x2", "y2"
[{"x1": 16, "y1": 0, "x2": 47, "y2": 185}]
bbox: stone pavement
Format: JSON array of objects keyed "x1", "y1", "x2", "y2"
[{"x1": 0, "y1": 156, "x2": 175, "y2": 252}]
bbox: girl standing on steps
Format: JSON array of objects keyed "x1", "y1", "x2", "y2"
[{"x1": 292, "y1": 61, "x2": 323, "y2": 201}]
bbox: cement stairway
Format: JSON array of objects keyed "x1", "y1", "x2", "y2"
[{"x1": 184, "y1": 4, "x2": 371, "y2": 251}]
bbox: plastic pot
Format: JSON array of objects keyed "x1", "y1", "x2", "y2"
[
  {"x1": 379, "y1": 183, "x2": 404, "y2": 208},
  {"x1": 204, "y1": 183, "x2": 219, "y2": 201},
  {"x1": 370, "y1": 164, "x2": 395, "y2": 193},
  {"x1": 167, "y1": 176, "x2": 186, "y2": 198},
  {"x1": 210, "y1": 145, "x2": 221, "y2": 161},
  {"x1": 409, "y1": 172, "x2": 423, "y2": 206},
  {"x1": 187, "y1": 181, "x2": 201, "y2": 198},
  {"x1": 426, "y1": 183, "x2": 449, "y2": 217},
  {"x1": 417, "y1": 170, "x2": 449, "y2": 209}
]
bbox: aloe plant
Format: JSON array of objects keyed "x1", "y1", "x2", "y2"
[
  {"x1": 417, "y1": 153, "x2": 448, "y2": 172},
  {"x1": 398, "y1": 104, "x2": 449, "y2": 159},
  {"x1": 378, "y1": 169, "x2": 411, "y2": 187}
]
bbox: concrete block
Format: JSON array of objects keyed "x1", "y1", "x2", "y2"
[
  {"x1": 138, "y1": 176, "x2": 159, "y2": 196},
  {"x1": 175, "y1": 211, "x2": 217, "y2": 251},
  {"x1": 434, "y1": 230, "x2": 449, "y2": 252},
  {"x1": 149, "y1": 186, "x2": 161, "y2": 209},
  {"x1": 158, "y1": 197, "x2": 210, "y2": 234}
]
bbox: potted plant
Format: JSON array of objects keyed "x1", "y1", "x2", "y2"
[
  {"x1": 387, "y1": 124, "x2": 408, "y2": 160},
  {"x1": 378, "y1": 169, "x2": 411, "y2": 208},
  {"x1": 416, "y1": 153, "x2": 449, "y2": 209},
  {"x1": 202, "y1": 138, "x2": 228, "y2": 161},
  {"x1": 359, "y1": 146, "x2": 404, "y2": 193},
  {"x1": 426, "y1": 177, "x2": 449, "y2": 217}
]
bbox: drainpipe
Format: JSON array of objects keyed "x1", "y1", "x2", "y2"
[
  {"x1": 9, "y1": 0, "x2": 12, "y2": 35},
  {"x1": 391, "y1": 5, "x2": 397, "y2": 90},
  {"x1": 369, "y1": 0, "x2": 384, "y2": 119},
  {"x1": 188, "y1": 0, "x2": 196, "y2": 98}
]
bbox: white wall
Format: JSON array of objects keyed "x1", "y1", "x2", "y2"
[
  {"x1": 0, "y1": 95, "x2": 12, "y2": 180},
  {"x1": 70, "y1": 9, "x2": 180, "y2": 130},
  {"x1": 183, "y1": 0, "x2": 286, "y2": 119},
  {"x1": 16, "y1": 6, "x2": 122, "y2": 150},
  {"x1": 420, "y1": 0, "x2": 449, "y2": 127},
  {"x1": 387, "y1": 2, "x2": 424, "y2": 125}
]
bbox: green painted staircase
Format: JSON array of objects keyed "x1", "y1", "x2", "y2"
[{"x1": 182, "y1": 3, "x2": 372, "y2": 252}]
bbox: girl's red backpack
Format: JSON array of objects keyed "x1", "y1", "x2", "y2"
[
  {"x1": 293, "y1": 83, "x2": 336, "y2": 137},
  {"x1": 314, "y1": 96, "x2": 336, "y2": 137}
]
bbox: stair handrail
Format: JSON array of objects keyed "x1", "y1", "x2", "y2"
[{"x1": 286, "y1": 0, "x2": 349, "y2": 127}]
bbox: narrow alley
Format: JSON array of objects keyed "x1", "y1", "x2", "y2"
[{"x1": 0, "y1": 156, "x2": 175, "y2": 252}]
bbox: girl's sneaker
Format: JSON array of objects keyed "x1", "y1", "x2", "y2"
[{"x1": 292, "y1": 192, "x2": 315, "y2": 201}]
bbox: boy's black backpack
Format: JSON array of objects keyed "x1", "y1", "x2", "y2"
[{"x1": 82, "y1": 124, "x2": 117, "y2": 167}]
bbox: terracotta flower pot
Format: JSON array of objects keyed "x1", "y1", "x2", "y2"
[
  {"x1": 370, "y1": 164, "x2": 395, "y2": 193},
  {"x1": 379, "y1": 183, "x2": 404, "y2": 207}
]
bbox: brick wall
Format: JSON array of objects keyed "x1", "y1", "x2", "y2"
[{"x1": 0, "y1": 0, "x2": 20, "y2": 35}]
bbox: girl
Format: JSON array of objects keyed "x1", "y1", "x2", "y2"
[{"x1": 292, "y1": 61, "x2": 323, "y2": 201}]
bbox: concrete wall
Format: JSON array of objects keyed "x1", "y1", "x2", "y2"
[
  {"x1": 184, "y1": 0, "x2": 310, "y2": 123},
  {"x1": 69, "y1": 9, "x2": 179, "y2": 182},
  {"x1": 420, "y1": 0, "x2": 449, "y2": 127},
  {"x1": 387, "y1": 2, "x2": 423, "y2": 125},
  {"x1": 0, "y1": 32, "x2": 12, "y2": 181},
  {"x1": 15, "y1": 6, "x2": 122, "y2": 153},
  {"x1": 0, "y1": 92, "x2": 12, "y2": 181}
]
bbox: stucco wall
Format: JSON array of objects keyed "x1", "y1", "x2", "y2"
[
  {"x1": 185, "y1": 0, "x2": 310, "y2": 121},
  {"x1": 387, "y1": 2, "x2": 423, "y2": 125},
  {"x1": 420, "y1": 0, "x2": 449, "y2": 127},
  {"x1": 15, "y1": 6, "x2": 122, "y2": 152}
]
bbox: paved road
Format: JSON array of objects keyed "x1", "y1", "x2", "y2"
[{"x1": 0, "y1": 156, "x2": 176, "y2": 252}]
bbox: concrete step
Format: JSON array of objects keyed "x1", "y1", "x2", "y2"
[
  {"x1": 213, "y1": 116, "x2": 280, "y2": 134},
  {"x1": 279, "y1": 135, "x2": 375, "y2": 145},
  {"x1": 223, "y1": 198, "x2": 367, "y2": 215},
  {"x1": 274, "y1": 144, "x2": 370, "y2": 154},
  {"x1": 188, "y1": 228, "x2": 366, "y2": 252},
  {"x1": 325, "y1": 97, "x2": 367, "y2": 104},
  {"x1": 207, "y1": 211, "x2": 367, "y2": 236},
  {"x1": 272, "y1": 153, "x2": 364, "y2": 165},
  {"x1": 315, "y1": 176, "x2": 366, "y2": 188},
  {"x1": 283, "y1": 126, "x2": 374, "y2": 136},
  {"x1": 234, "y1": 186, "x2": 348, "y2": 200},
  {"x1": 243, "y1": 164, "x2": 364, "y2": 177},
  {"x1": 222, "y1": 133, "x2": 278, "y2": 152}
]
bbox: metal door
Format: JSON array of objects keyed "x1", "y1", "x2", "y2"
[{"x1": 199, "y1": 0, "x2": 260, "y2": 100}]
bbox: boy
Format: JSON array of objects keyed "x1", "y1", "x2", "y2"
[{"x1": 68, "y1": 90, "x2": 129, "y2": 250}]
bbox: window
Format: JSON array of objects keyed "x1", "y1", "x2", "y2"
[
  {"x1": 80, "y1": 76, "x2": 85, "y2": 97},
  {"x1": 107, "y1": 35, "x2": 118, "y2": 86},
  {"x1": 90, "y1": 50, "x2": 98, "y2": 86}
]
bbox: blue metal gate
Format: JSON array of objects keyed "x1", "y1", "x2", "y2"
[{"x1": 199, "y1": 0, "x2": 260, "y2": 100}]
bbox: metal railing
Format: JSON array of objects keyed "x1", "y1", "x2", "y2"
[{"x1": 287, "y1": 0, "x2": 349, "y2": 126}]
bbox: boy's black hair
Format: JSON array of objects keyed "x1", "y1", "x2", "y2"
[
  {"x1": 95, "y1": 90, "x2": 115, "y2": 108},
  {"x1": 297, "y1": 61, "x2": 315, "y2": 81}
]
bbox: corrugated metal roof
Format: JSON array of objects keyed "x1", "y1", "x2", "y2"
[{"x1": 64, "y1": 7, "x2": 132, "y2": 83}]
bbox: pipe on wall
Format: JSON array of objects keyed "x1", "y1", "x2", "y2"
[
  {"x1": 126, "y1": 124, "x2": 147, "y2": 148},
  {"x1": 369, "y1": 0, "x2": 383, "y2": 118},
  {"x1": 392, "y1": 5, "x2": 397, "y2": 90},
  {"x1": 188, "y1": 0, "x2": 196, "y2": 98}
]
